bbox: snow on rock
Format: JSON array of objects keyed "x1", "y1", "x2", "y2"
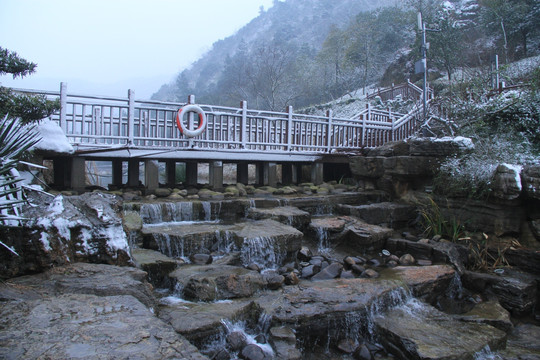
[
  {"x1": 26, "y1": 192, "x2": 131, "y2": 264},
  {"x1": 32, "y1": 119, "x2": 74, "y2": 154},
  {"x1": 492, "y1": 163, "x2": 523, "y2": 201},
  {"x1": 408, "y1": 136, "x2": 475, "y2": 156}
]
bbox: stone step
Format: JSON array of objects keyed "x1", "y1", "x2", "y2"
[
  {"x1": 337, "y1": 202, "x2": 417, "y2": 229},
  {"x1": 142, "y1": 219, "x2": 303, "y2": 268},
  {"x1": 374, "y1": 299, "x2": 507, "y2": 360},
  {"x1": 246, "y1": 206, "x2": 311, "y2": 231},
  {"x1": 131, "y1": 248, "x2": 180, "y2": 288},
  {"x1": 307, "y1": 215, "x2": 394, "y2": 252}
]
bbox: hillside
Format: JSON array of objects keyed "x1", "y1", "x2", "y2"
[{"x1": 151, "y1": 0, "x2": 397, "y2": 107}]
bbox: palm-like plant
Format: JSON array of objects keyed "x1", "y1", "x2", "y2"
[{"x1": 0, "y1": 114, "x2": 41, "y2": 255}]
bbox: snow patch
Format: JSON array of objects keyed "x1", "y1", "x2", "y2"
[
  {"x1": 33, "y1": 119, "x2": 74, "y2": 154},
  {"x1": 501, "y1": 163, "x2": 523, "y2": 191},
  {"x1": 40, "y1": 232, "x2": 52, "y2": 252},
  {"x1": 434, "y1": 136, "x2": 475, "y2": 149}
]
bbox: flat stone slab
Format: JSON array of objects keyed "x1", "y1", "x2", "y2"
[
  {"x1": 457, "y1": 299, "x2": 513, "y2": 333},
  {"x1": 499, "y1": 323, "x2": 540, "y2": 359},
  {"x1": 142, "y1": 220, "x2": 303, "y2": 266},
  {"x1": 131, "y1": 248, "x2": 180, "y2": 288},
  {"x1": 255, "y1": 265, "x2": 455, "y2": 341},
  {"x1": 247, "y1": 206, "x2": 311, "y2": 230},
  {"x1": 0, "y1": 262, "x2": 157, "y2": 309},
  {"x1": 159, "y1": 299, "x2": 258, "y2": 344},
  {"x1": 0, "y1": 293, "x2": 208, "y2": 360},
  {"x1": 169, "y1": 265, "x2": 265, "y2": 301},
  {"x1": 338, "y1": 202, "x2": 416, "y2": 228},
  {"x1": 374, "y1": 299, "x2": 507, "y2": 360}
]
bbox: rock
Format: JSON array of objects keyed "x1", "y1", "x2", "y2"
[
  {"x1": 264, "y1": 273, "x2": 285, "y2": 290},
  {"x1": 353, "y1": 344, "x2": 374, "y2": 360},
  {"x1": 341, "y1": 270, "x2": 355, "y2": 279},
  {"x1": 284, "y1": 272, "x2": 300, "y2": 285},
  {"x1": 349, "y1": 156, "x2": 386, "y2": 178},
  {"x1": 159, "y1": 300, "x2": 257, "y2": 344},
  {"x1": 361, "y1": 269, "x2": 380, "y2": 278},
  {"x1": 417, "y1": 259, "x2": 432, "y2": 266},
  {"x1": 170, "y1": 264, "x2": 265, "y2": 301},
  {"x1": 351, "y1": 264, "x2": 366, "y2": 275},
  {"x1": 131, "y1": 248, "x2": 178, "y2": 288},
  {"x1": 227, "y1": 331, "x2": 248, "y2": 351},
  {"x1": 338, "y1": 202, "x2": 416, "y2": 228},
  {"x1": 247, "y1": 263, "x2": 261, "y2": 272},
  {"x1": 499, "y1": 323, "x2": 540, "y2": 359},
  {"x1": 269, "y1": 326, "x2": 297, "y2": 344},
  {"x1": 375, "y1": 300, "x2": 507, "y2": 360},
  {"x1": 344, "y1": 219, "x2": 394, "y2": 252},
  {"x1": 240, "y1": 344, "x2": 272, "y2": 360},
  {"x1": 338, "y1": 338, "x2": 358, "y2": 354},
  {"x1": 271, "y1": 341, "x2": 302, "y2": 360},
  {"x1": 408, "y1": 136, "x2": 474, "y2": 157},
  {"x1": 0, "y1": 293, "x2": 207, "y2": 360},
  {"x1": 522, "y1": 164, "x2": 540, "y2": 200},
  {"x1": 0, "y1": 193, "x2": 131, "y2": 278},
  {"x1": 311, "y1": 262, "x2": 343, "y2": 281},
  {"x1": 247, "y1": 206, "x2": 311, "y2": 231},
  {"x1": 386, "y1": 260, "x2": 398, "y2": 267},
  {"x1": 344, "y1": 256, "x2": 356, "y2": 269},
  {"x1": 399, "y1": 254, "x2": 415, "y2": 265},
  {"x1": 462, "y1": 269, "x2": 538, "y2": 316},
  {"x1": 492, "y1": 163, "x2": 523, "y2": 200},
  {"x1": 297, "y1": 246, "x2": 313, "y2": 262},
  {"x1": 457, "y1": 299, "x2": 513, "y2": 333},
  {"x1": 190, "y1": 253, "x2": 213, "y2": 265},
  {"x1": 0, "y1": 263, "x2": 156, "y2": 309},
  {"x1": 301, "y1": 265, "x2": 318, "y2": 279},
  {"x1": 225, "y1": 186, "x2": 240, "y2": 197},
  {"x1": 154, "y1": 188, "x2": 172, "y2": 197}
]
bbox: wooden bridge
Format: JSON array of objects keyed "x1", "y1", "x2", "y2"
[{"x1": 15, "y1": 82, "x2": 428, "y2": 193}]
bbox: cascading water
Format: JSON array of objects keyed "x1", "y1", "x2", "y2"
[
  {"x1": 154, "y1": 233, "x2": 185, "y2": 259},
  {"x1": 240, "y1": 236, "x2": 284, "y2": 270},
  {"x1": 139, "y1": 202, "x2": 196, "y2": 224},
  {"x1": 315, "y1": 226, "x2": 331, "y2": 254},
  {"x1": 214, "y1": 230, "x2": 235, "y2": 254},
  {"x1": 473, "y1": 346, "x2": 503, "y2": 360},
  {"x1": 220, "y1": 319, "x2": 275, "y2": 358}
]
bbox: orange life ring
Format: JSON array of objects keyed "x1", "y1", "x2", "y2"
[{"x1": 176, "y1": 104, "x2": 207, "y2": 137}]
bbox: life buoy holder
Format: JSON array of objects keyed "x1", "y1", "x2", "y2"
[{"x1": 176, "y1": 104, "x2": 207, "y2": 137}]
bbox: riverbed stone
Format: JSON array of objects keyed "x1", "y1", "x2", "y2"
[
  {"x1": 311, "y1": 262, "x2": 343, "y2": 281},
  {"x1": 457, "y1": 299, "x2": 513, "y2": 333},
  {"x1": 374, "y1": 300, "x2": 507, "y2": 360},
  {"x1": 170, "y1": 264, "x2": 265, "y2": 301},
  {"x1": 240, "y1": 344, "x2": 272, "y2": 360}
]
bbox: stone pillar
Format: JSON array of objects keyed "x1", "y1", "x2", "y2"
[
  {"x1": 237, "y1": 162, "x2": 249, "y2": 185},
  {"x1": 311, "y1": 163, "x2": 324, "y2": 185},
  {"x1": 209, "y1": 161, "x2": 224, "y2": 190},
  {"x1": 71, "y1": 157, "x2": 86, "y2": 193},
  {"x1": 127, "y1": 159, "x2": 140, "y2": 187},
  {"x1": 264, "y1": 162, "x2": 278, "y2": 188},
  {"x1": 297, "y1": 164, "x2": 305, "y2": 184},
  {"x1": 144, "y1": 160, "x2": 159, "y2": 193},
  {"x1": 166, "y1": 160, "x2": 176, "y2": 187},
  {"x1": 112, "y1": 159, "x2": 123, "y2": 187},
  {"x1": 185, "y1": 161, "x2": 198, "y2": 186},
  {"x1": 282, "y1": 163, "x2": 299, "y2": 185}
]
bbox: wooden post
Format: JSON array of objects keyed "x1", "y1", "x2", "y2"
[
  {"x1": 286, "y1": 105, "x2": 293, "y2": 151},
  {"x1": 59, "y1": 82, "x2": 67, "y2": 132},
  {"x1": 326, "y1": 109, "x2": 333, "y2": 152},
  {"x1": 128, "y1": 89, "x2": 135, "y2": 145},
  {"x1": 240, "y1": 100, "x2": 247, "y2": 149}
]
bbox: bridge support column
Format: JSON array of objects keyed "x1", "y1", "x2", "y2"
[
  {"x1": 112, "y1": 159, "x2": 123, "y2": 188},
  {"x1": 71, "y1": 157, "x2": 86, "y2": 193},
  {"x1": 255, "y1": 163, "x2": 264, "y2": 186},
  {"x1": 145, "y1": 160, "x2": 159, "y2": 193},
  {"x1": 311, "y1": 163, "x2": 323, "y2": 185},
  {"x1": 237, "y1": 162, "x2": 249, "y2": 185},
  {"x1": 264, "y1": 162, "x2": 278, "y2": 188},
  {"x1": 209, "y1": 161, "x2": 223, "y2": 190},
  {"x1": 165, "y1": 160, "x2": 176, "y2": 187},
  {"x1": 53, "y1": 157, "x2": 70, "y2": 188},
  {"x1": 127, "y1": 159, "x2": 140, "y2": 188},
  {"x1": 185, "y1": 162, "x2": 198, "y2": 186},
  {"x1": 282, "y1": 163, "x2": 298, "y2": 185}
]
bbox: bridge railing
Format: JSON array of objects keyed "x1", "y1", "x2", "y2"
[
  {"x1": 366, "y1": 79, "x2": 433, "y2": 103},
  {"x1": 10, "y1": 83, "x2": 425, "y2": 154}
]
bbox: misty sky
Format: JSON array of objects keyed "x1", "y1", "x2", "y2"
[{"x1": 0, "y1": 0, "x2": 274, "y2": 98}]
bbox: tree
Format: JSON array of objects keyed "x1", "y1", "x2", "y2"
[{"x1": 0, "y1": 47, "x2": 59, "y2": 123}]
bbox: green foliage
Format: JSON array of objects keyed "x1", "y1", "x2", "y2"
[
  {"x1": 419, "y1": 197, "x2": 464, "y2": 242},
  {"x1": 0, "y1": 46, "x2": 60, "y2": 123}
]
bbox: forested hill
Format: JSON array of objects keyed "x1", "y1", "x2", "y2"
[
  {"x1": 151, "y1": 0, "x2": 540, "y2": 111},
  {"x1": 151, "y1": 0, "x2": 397, "y2": 108}
]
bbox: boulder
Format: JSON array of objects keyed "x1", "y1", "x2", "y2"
[
  {"x1": 491, "y1": 164, "x2": 523, "y2": 200},
  {"x1": 170, "y1": 264, "x2": 265, "y2": 301},
  {"x1": 338, "y1": 202, "x2": 416, "y2": 228},
  {"x1": 247, "y1": 206, "x2": 311, "y2": 231},
  {"x1": 240, "y1": 344, "x2": 272, "y2": 360},
  {"x1": 522, "y1": 164, "x2": 540, "y2": 200},
  {"x1": 311, "y1": 262, "x2": 343, "y2": 281},
  {"x1": 131, "y1": 248, "x2": 179, "y2": 288},
  {"x1": 154, "y1": 188, "x2": 172, "y2": 198},
  {"x1": 374, "y1": 300, "x2": 507, "y2": 360},
  {"x1": 457, "y1": 299, "x2": 513, "y2": 333},
  {"x1": 0, "y1": 193, "x2": 131, "y2": 278},
  {"x1": 407, "y1": 136, "x2": 474, "y2": 157}
]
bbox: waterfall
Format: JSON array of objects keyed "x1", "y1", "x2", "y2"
[
  {"x1": 220, "y1": 319, "x2": 275, "y2": 358},
  {"x1": 315, "y1": 226, "x2": 331, "y2": 254},
  {"x1": 215, "y1": 230, "x2": 235, "y2": 254},
  {"x1": 240, "y1": 236, "x2": 284, "y2": 270},
  {"x1": 202, "y1": 201, "x2": 212, "y2": 221},
  {"x1": 473, "y1": 346, "x2": 502, "y2": 360},
  {"x1": 139, "y1": 202, "x2": 197, "y2": 224},
  {"x1": 154, "y1": 233, "x2": 187, "y2": 259}
]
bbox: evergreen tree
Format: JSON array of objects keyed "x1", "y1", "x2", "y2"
[{"x1": 0, "y1": 47, "x2": 59, "y2": 123}]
